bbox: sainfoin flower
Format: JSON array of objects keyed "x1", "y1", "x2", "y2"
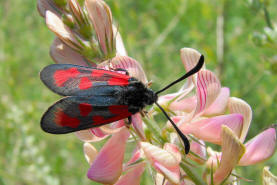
[{"x1": 37, "y1": 0, "x2": 276, "y2": 184}]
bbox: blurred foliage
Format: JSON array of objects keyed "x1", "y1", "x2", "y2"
[{"x1": 0, "y1": 0, "x2": 276, "y2": 184}]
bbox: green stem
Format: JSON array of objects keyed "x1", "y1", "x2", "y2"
[
  {"x1": 263, "y1": 5, "x2": 273, "y2": 29},
  {"x1": 180, "y1": 162, "x2": 207, "y2": 185}
]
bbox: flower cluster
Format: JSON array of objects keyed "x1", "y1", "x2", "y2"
[{"x1": 37, "y1": 0, "x2": 276, "y2": 184}]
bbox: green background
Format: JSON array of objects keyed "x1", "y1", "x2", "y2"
[{"x1": 0, "y1": 0, "x2": 276, "y2": 184}]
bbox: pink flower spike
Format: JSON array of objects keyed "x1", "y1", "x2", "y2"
[
  {"x1": 75, "y1": 129, "x2": 108, "y2": 142},
  {"x1": 83, "y1": 143, "x2": 98, "y2": 165},
  {"x1": 87, "y1": 128, "x2": 130, "y2": 184},
  {"x1": 50, "y1": 38, "x2": 95, "y2": 66},
  {"x1": 213, "y1": 126, "x2": 245, "y2": 185},
  {"x1": 193, "y1": 70, "x2": 221, "y2": 117},
  {"x1": 203, "y1": 87, "x2": 230, "y2": 116},
  {"x1": 239, "y1": 127, "x2": 276, "y2": 166},
  {"x1": 114, "y1": 163, "x2": 146, "y2": 185},
  {"x1": 228, "y1": 97, "x2": 252, "y2": 142},
  {"x1": 181, "y1": 114, "x2": 243, "y2": 145}
]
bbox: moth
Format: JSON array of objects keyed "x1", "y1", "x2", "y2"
[{"x1": 40, "y1": 55, "x2": 204, "y2": 154}]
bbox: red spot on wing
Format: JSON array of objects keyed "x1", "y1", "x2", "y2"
[
  {"x1": 109, "y1": 105, "x2": 129, "y2": 114},
  {"x1": 55, "y1": 109, "x2": 80, "y2": 128},
  {"x1": 79, "y1": 77, "x2": 93, "y2": 90},
  {"x1": 92, "y1": 70, "x2": 106, "y2": 77},
  {"x1": 79, "y1": 103, "x2": 93, "y2": 116},
  {"x1": 54, "y1": 68, "x2": 80, "y2": 87},
  {"x1": 92, "y1": 105, "x2": 132, "y2": 125}
]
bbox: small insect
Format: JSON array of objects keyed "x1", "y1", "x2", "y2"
[{"x1": 40, "y1": 55, "x2": 204, "y2": 154}]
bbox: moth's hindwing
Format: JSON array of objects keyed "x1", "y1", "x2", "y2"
[{"x1": 41, "y1": 96, "x2": 132, "y2": 134}]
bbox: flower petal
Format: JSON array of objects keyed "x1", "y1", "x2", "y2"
[
  {"x1": 140, "y1": 142, "x2": 178, "y2": 168},
  {"x1": 75, "y1": 129, "x2": 108, "y2": 142},
  {"x1": 83, "y1": 143, "x2": 98, "y2": 165},
  {"x1": 50, "y1": 38, "x2": 94, "y2": 66},
  {"x1": 99, "y1": 120, "x2": 125, "y2": 135},
  {"x1": 153, "y1": 162, "x2": 180, "y2": 185},
  {"x1": 228, "y1": 97, "x2": 252, "y2": 142},
  {"x1": 87, "y1": 128, "x2": 130, "y2": 184},
  {"x1": 114, "y1": 163, "x2": 146, "y2": 185},
  {"x1": 188, "y1": 139, "x2": 206, "y2": 164},
  {"x1": 46, "y1": 10, "x2": 82, "y2": 51},
  {"x1": 239, "y1": 127, "x2": 276, "y2": 166},
  {"x1": 181, "y1": 114, "x2": 243, "y2": 144},
  {"x1": 114, "y1": 25, "x2": 127, "y2": 56},
  {"x1": 98, "y1": 56, "x2": 148, "y2": 83},
  {"x1": 180, "y1": 47, "x2": 204, "y2": 73},
  {"x1": 37, "y1": 0, "x2": 60, "y2": 17},
  {"x1": 203, "y1": 87, "x2": 230, "y2": 116},
  {"x1": 194, "y1": 70, "x2": 221, "y2": 117},
  {"x1": 163, "y1": 143, "x2": 182, "y2": 163},
  {"x1": 131, "y1": 113, "x2": 146, "y2": 140},
  {"x1": 85, "y1": 0, "x2": 113, "y2": 56},
  {"x1": 263, "y1": 166, "x2": 277, "y2": 185},
  {"x1": 213, "y1": 126, "x2": 245, "y2": 185}
]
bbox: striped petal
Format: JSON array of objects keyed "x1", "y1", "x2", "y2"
[
  {"x1": 213, "y1": 126, "x2": 245, "y2": 185},
  {"x1": 50, "y1": 38, "x2": 94, "y2": 66},
  {"x1": 83, "y1": 143, "x2": 98, "y2": 165},
  {"x1": 153, "y1": 162, "x2": 180, "y2": 185},
  {"x1": 181, "y1": 114, "x2": 243, "y2": 145},
  {"x1": 46, "y1": 10, "x2": 82, "y2": 51},
  {"x1": 193, "y1": 70, "x2": 221, "y2": 117},
  {"x1": 140, "y1": 142, "x2": 178, "y2": 168},
  {"x1": 85, "y1": 0, "x2": 113, "y2": 56},
  {"x1": 228, "y1": 97, "x2": 252, "y2": 142},
  {"x1": 114, "y1": 163, "x2": 146, "y2": 185},
  {"x1": 203, "y1": 87, "x2": 230, "y2": 116},
  {"x1": 239, "y1": 127, "x2": 276, "y2": 166},
  {"x1": 87, "y1": 128, "x2": 129, "y2": 184}
]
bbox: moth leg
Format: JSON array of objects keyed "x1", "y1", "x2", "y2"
[{"x1": 113, "y1": 68, "x2": 129, "y2": 76}]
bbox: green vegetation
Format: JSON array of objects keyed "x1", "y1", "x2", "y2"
[{"x1": 0, "y1": 0, "x2": 276, "y2": 184}]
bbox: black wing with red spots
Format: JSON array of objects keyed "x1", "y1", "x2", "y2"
[
  {"x1": 41, "y1": 96, "x2": 132, "y2": 134},
  {"x1": 40, "y1": 64, "x2": 136, "y2": 96}
]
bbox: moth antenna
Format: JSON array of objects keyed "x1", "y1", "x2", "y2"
[
  {"x1": 155, "y1": 55, "x2": 204, "y2": 95},
  {"x1": 155, "y1": 102, "x2": 190, "y2": 154}
]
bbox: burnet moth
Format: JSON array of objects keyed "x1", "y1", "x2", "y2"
[{"x1": 40, "y1": 55, "x2": 204, "y2": 154}]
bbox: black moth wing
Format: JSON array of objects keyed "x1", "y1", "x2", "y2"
[
  {"x1": 41, "y1": 96, "x2": 133, "y2": 134},
  {"x1": 40, "y1": 64, "x2": 134, "y2": 97}
]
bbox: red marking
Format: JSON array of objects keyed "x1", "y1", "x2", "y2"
[
  {"x1": 79, "y1": 103, "x2": 93, "y2": 116},
  {"x1": 54, "y1": 68, "x2": 80, "y2": 87},
  {"x1": 92, "y1": 106, "x2": 132, "y2": 126},
  {"x1": 109, "y1": 105, "x2": 130, "y2": 114},
  {"x1": 108, "y1": 76, "x2": 129, "y2": 86},
  {"x1": 92, "y1": 70, "x2": 106, "y2": 77},
  {"x1": 79, "y1": 77, "x2": 92, "y2": 90},
  {"x1": 55, "y1": 109, "x2": 80, "y2": 128}
]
